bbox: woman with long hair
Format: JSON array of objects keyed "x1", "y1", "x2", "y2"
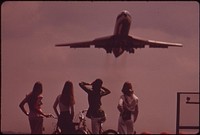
[
  {"x1": 117, "y1": 81, "x2": 139, "y2": 134},
  {"x1": 19, "y1": 81, "x2": 52, "y2": 134},
  {"x1": 53, "y1": 81, "x2": 75, "y2": 134}
]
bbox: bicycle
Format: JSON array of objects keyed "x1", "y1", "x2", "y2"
[
  {"x1": 51, "y1": 109, "x2": 118, "y2": 134},
  {"x1": 50, "y1": 111, "x2": 89, "y2": 134},
  {"x1": 74, "y1": 109, "x2": 118, "y2": 134},
  {"x1": 73, "y1": 109, "x2": 92, "y2": 134}
]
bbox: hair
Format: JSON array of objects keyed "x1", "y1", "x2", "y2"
[
  {"x1": 92, "y1": 78, "x2": 103, "y2": 93},
  {"x1": 60, "y1": 81, "x2": 75, "y2": 107},
  {"x1": 28, "y1": 81, "x2": 43, "y2": 109},
  {"x1": 32, "y1": 81, "x2": 43, "y2": 96},
  {"x1": 121, "y1": 81, "x2": 133, "y2": 95}
]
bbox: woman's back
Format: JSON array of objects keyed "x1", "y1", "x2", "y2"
[{"x1": 57, "y1": 95, "x2": 71, "y2": 112}]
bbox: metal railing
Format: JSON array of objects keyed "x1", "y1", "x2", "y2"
[{"x1": 176, "y1": 92, "x2": 199, "y2": 134}]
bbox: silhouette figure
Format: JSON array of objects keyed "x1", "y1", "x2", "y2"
[
  {"x1": 19, "y1": 81, "x2": 52, "y2": 134},
  {"x1": 79, "y1": 78, "x2": 111, "y2": 134},
  {"x1": 117, "y1": 82, "x2": 139, "y2": 134},
  {"x1": 53, "y1": 81, "x2": 75, "y2": 134}
]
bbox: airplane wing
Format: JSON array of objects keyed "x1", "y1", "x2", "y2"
[
  {"x1": 129, "y1": 36, "x2": 182, "y2": 48},
  {"x1": 55, "y1": 41, "x2": 93, "y2": 48},
  {"x1": 55, "y1": 35, "x2": 182, "y2": 52},
  {"x1": 55, "y1": 35, "x2": 114, "y2": 52}
]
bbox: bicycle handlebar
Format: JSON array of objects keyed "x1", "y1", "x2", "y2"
[
  {"x1": 47, "y1": 110, "x2": 87, "y2": 120},
  {"x1": 48, "y1": 109, "x2": 90, "y2": 120}
]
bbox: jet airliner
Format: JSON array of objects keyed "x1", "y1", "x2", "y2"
[{"x1": 55, "y1": 10, "x2": 182, "y2": 57}]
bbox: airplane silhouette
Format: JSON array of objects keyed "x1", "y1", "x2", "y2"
[{"x1": 55, "y1": 10, "x2": 182, "y2": 58}]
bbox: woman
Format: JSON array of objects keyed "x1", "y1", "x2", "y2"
[
  {"x1": 79, "y1": 78, "x2": 111, "y2": 134},
  {"x1": 53, "y1": 81, "x2": 75, "y2": 134},
  {"x1": 19, "y1": 81, "x2": 51, "y2": 134},
  {"x1": 117, "y1": 82, "x2": 139, "y2": 134}
]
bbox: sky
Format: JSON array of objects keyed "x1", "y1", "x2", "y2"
[{"x1": 1, "y1": 1, "x2": 199, "y2": 134}]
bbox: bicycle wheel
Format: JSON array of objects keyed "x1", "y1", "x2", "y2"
[{"x1": 102, "y1": 129, "x2": 118, "y2": 134}]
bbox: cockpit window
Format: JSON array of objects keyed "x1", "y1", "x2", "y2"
[
  {"x1": 117, "y1": 10, "x2": 131, "y2": 19},
  {"x1": 117, "y1": 10, "x2": 131, "y2": 20}
]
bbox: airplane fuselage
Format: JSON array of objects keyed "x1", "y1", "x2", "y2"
[
  {"x1": 114, "y1": 10, "x2": 131, "y2": 36},
  {"x1": 113, "y1": 10, "x2": 132, "y2": 57}
]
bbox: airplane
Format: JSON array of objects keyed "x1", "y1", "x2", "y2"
[{"x1": 55, "y1": 10, "x2": 182, "y2": 58}]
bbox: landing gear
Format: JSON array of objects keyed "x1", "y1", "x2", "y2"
[{"x1": 128, "y1": 48, "x2": 135, "y2": 53}]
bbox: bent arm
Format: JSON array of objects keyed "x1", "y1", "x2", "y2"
[
  {"x1": 79, "y1": 82, "x2": 91, "y2": 93},
  {"x1": 37, "y1": 109, "x2": 51, "y2": 118},
  {"x1": 19, "y1": 96, "x2": 29, "y2": 116},
  {"x1": 35, "y1": 96, "x2": 51, "y2": 118},
  {"x1": 53, "y1": 97, "x2": 59, "y2": 117},
  {"x1": 101, "y1": 86, "x2": 111, "y2": 96}
]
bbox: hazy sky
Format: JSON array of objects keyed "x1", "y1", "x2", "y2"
[{"x1": 1, "y1": 1, "x2": 199, "y2": 134}]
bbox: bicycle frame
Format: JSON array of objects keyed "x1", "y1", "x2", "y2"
[
  {"x1": 51, "y1": 109, "x2": 118, "y2": 134},
  {"x1": 75, "y1": 109, "x2": 118, "y2": 134}
]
